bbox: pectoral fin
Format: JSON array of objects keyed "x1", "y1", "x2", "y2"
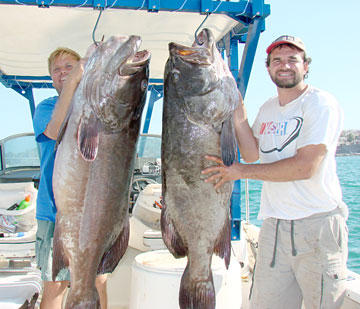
[
  {"x1": 220, "y1": 117, "x2": 238, "y2": 166},
  {"x1": 77, "y1": 114, "x2": 100, "y2": 161}
]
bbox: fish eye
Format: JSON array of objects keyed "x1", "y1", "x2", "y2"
[
  {"x1": 141, "y1": 80, "x2": 148, "y2": 90},
  {"x1": 172, "y1": 72, "x2": 180, "y2": 83}
]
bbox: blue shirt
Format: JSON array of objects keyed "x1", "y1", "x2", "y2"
[{"x1": 33, "y1": 96, "x2": 58, "y2": 221}]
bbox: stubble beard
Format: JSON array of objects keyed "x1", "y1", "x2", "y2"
[{"x1": 271, "y1": 71, "x2": 303, "y2": 89}]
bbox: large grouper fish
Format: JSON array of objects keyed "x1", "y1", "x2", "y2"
[
  {"x1": 52, "y1": 35, "x2": 150, "y2": 308},
  {"x1": 161, "y1": 28, "x2": 239, "y2": 309}
]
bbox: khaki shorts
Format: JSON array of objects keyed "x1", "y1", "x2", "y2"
[
  {"x1": 35, "y1": 220, "x2": 70, "y2": 282},
  {"x1": 250, "y1": 205, "x2": 348, "y2": 309}
]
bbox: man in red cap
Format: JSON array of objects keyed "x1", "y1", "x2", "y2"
[{"x1": 203, "y1": 35, "x2": 348, "y2": 308}]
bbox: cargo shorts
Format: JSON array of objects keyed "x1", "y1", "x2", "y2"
[
  {"x1": 35, "y1": 220, "x2": 70, "y2": 282},
  {"x1": 249, "y1": 204, "x2": 348, "y2": 309}
]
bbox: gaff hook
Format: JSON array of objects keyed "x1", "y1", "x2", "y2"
[
  {"x1": 194, "y1": 13, "x2": 210, "y2": 46},
  {"x1": 92, "y1": 8, "x2": 104, "y2": 46}
]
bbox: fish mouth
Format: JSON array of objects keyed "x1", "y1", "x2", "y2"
[
  {"x1": 119, "y1": 49, "x2": 151, "y2": 76},
  {"x1": 169, "y1": 28, "x2": 214, "y2": 65},
  {"x1": 103, "y1": 35, "x2": 143, "y2": 75}
]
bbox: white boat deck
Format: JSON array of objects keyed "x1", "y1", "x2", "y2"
[{"x1": 0, "y1": 185, "x2": 359, "y2": 308}]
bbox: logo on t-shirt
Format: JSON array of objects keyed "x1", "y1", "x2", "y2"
[
  {"x1": 260, "y1": 116, "x2": 303, "y2": 153},
  {"x1": 260, "y1": 121, "x2": 288, "y2": 136}
]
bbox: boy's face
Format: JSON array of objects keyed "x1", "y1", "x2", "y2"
[{"x1": 50, "y1": 54, "x2": 79, "y2": 94}]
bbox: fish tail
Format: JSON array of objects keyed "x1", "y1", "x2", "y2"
[
  {"x1": 214, "y1": 216, "x2": 231, "y2": 269},
  {"x1": 52, "y1": 218, "x2": 70, "y2": 281},
  {"x1": 220, "y1": 117, "x2": 238, "y2": 167},
  {"x1": 65, "y1": 286, "x2": 100, "y2": 309},
  {"x1": 179, "y1": 263, "x2": 215, "y2": 309},
  {"x1": 98, "y1": 218, "x2": 130, "y2": 274},
  {"x1": 160, "y1": 203, "x2": 187, "y2": 257}
]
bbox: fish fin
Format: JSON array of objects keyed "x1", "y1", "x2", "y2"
[
  {"x1": 160, "y1": 203, "x2": 187, "y2": 257},
  {"x1": 179, "y1": 262, "x2": 215, "y2": 309},
  {"x1": 18, "y1": 292, "x2": 39, "y2": 309},
  {"x1": 133, "y1": 91, "x2": 147, "y2": 120},
  {"x1": 55, "y1": 98, "x2": 74, "y2": 151},
  {"x1": 77, "y1": 115, "x2": 100, "y2": 161},
  {"x1": 214, "y1": 216, "x2": 231, "y2": 269},
  {"x1": 97, "y1": 219, "x2": 130, "y2": 274},
  {"x1": 55, "y1": 120, "x2": 68, "y2": 152},
  {"x1": 52, "y1": 219, "x2": 70, "y2": 281},
  {"x1": 220, "y1": 117, "x2": 238, "y2": 167}
]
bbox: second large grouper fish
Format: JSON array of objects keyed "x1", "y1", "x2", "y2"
[
  {"x1": 52, "y1": 35, "x2": 150, "y2": 308},
  {"x1": 161, "y1": 28, "x2": 239, "y2": 309}
]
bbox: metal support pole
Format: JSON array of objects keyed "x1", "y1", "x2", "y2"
[
  {"x1": 237, "y1": 16, "x2": 264, "y2": 98},
  {"x1": 227, "y1": 38, "x2": 241, "y2": 240},
  {"x1": 229, "y1": 35, "x2": 240, "y2": 80},
  {"x1": 245, "y1": 179, "x2": 250, "y2": 223},
  {"x1": 142, "y1": 87, "x2": 159, "y2": 134},
  {"x1": 139, "y1": 85, "x2": 163, "y2": 158},
  {"x1": 231, "y1": 178, "x2": 241, "y2": 240},
  {"x1": 229, "y1": 17, "x2": 264, "y2": 241}
]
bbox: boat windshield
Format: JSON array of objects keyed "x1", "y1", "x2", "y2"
[
  {"x1": 3, "y1": 135, "x2": 40, "y2": 169},
  {"x1": 135, "y1": 134, "x2": 161, "y2": 177}
]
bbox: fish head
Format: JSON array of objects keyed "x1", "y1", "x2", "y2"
[
  {"x1": 166, "y1": 28, "x2": 218, "y2": 98},
  {"x1": 82, "y1": 35, "x2": 150, "y2": 133},
  {"x1": 165, "y1": 28, "x2": 238, "y2": 125}
]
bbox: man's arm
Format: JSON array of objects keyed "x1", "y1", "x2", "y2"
[
  {"x1": 44, "y1": 60, "x2": 85, "y2": 140},
  {"x1": 233, "y1": 93, "x2": 259, "y2": 163},
  {"x1": 203, "y1": 143, "x2": 327, "y2": 190}
]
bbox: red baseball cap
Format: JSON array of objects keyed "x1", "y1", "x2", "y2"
[{"x1": 266, "y1": 35, "x2": 306, "y2": 54}]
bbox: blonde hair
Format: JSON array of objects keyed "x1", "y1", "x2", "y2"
[{"x1": 48, "y1": 47, "x2": 81, "y2": 74}]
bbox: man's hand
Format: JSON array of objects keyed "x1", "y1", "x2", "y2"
[
  {"x1": 202, "y1": 155, "x2": 243, "y2": 190},
  {"x1": 202, "y1": 143, "x2": 327, "y2": 190}
]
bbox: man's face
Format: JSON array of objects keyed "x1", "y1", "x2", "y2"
[
  {"x1": 267, "y1": 45, "x2": 308, "y2": 89},
  {"x1": 50, "y1": 54, "x2": 79, "y2": 94}
]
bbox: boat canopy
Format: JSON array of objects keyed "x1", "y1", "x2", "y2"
[{"x1": 0, "y1": 0, "x2": 270, "y2": 103}]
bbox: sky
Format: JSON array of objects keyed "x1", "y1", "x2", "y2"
[{"x1": 1, "y1": 0, "x2": 359, "y2": 140}]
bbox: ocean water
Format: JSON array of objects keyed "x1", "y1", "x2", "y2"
[{"x1": 240, "y1": 156, "x2": 360, "y2": 274}]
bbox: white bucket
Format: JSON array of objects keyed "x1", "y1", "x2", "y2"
[{"x1": 129, "y1": 250, "x2": 242, "y2": 309}]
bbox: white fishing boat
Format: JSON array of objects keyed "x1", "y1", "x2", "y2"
[{"x1": 0, "y1": 1, "x2": 359, "y2": 308}]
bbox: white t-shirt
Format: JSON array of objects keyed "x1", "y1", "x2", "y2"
[{"x1": 252, "y1": 86, "x2": 345, "y2": 220}]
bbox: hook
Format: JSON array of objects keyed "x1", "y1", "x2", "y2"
[
  {"x1": 194, "y1": 13, "x2": 210, "y2": 45},
  {"x1": 92, "y1": 8, "x2": 104, "y2": 46}
]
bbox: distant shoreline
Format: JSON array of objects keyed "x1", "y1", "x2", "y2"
[
  {"x1": 336, "y1": 153, "x2": 360, "y2": 157},
  {"x1": 336, "y1": 144, "x2": 360, "y2": 157}
]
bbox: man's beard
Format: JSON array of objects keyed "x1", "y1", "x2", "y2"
[{"x1": 270, "y1": 71, "x2": 303, "y2": 89}]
